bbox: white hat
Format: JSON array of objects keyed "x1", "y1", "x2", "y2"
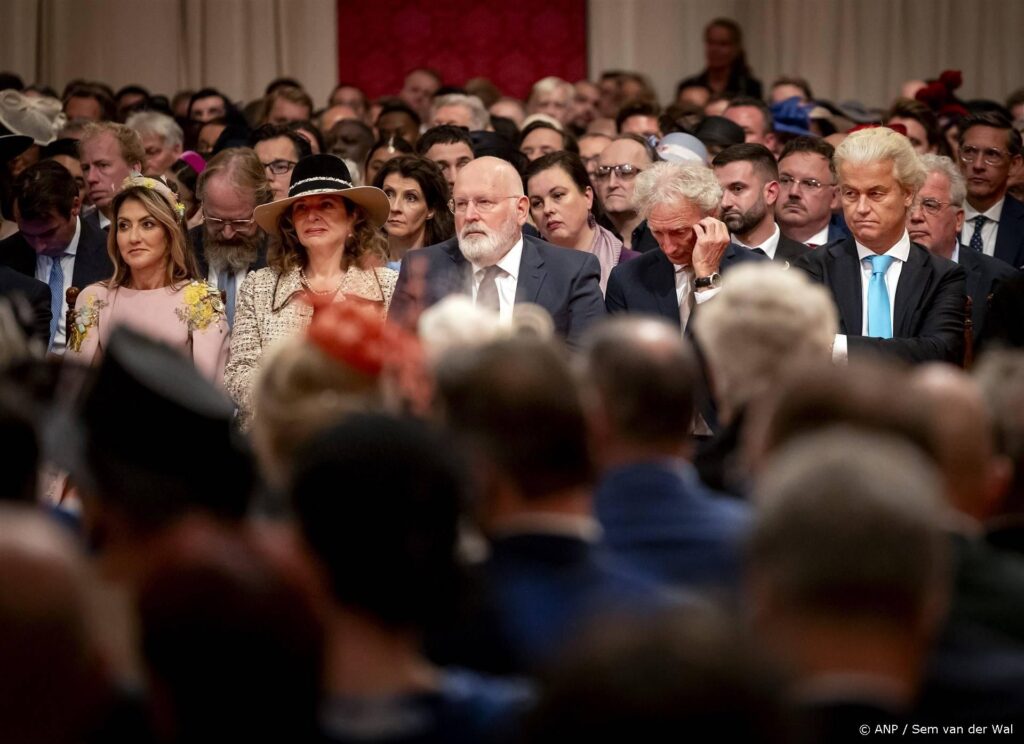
[{"x1": 0, "y1": 90, "x2": 66, "y2": 146}]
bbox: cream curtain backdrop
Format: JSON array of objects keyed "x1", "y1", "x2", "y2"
[
  {"x1": 589, "y1": 0, "x2": 1024, "y2": 108},
  {"x1": 1, "y1": 0, "x2": 338, "y2": 107},
  {"x1": 2, "y1": 0, "x2": 1022, "y2": 109}
]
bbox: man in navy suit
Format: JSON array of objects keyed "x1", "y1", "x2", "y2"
[
  {"x1": 605, "y1": 160, "x2": 767, "y2": 330},
  {"x1": 582, "y1": 317, "x2": 750, "y2": 592},
  {"x1": 430, "y1": 337, "x2": 667, "y2": 675},
  {"x1": 0, "y1": 161, "x2": 112, "y2": 352},
  {"x1": 796, "y1": 127, "x2": 966, "y2": 364},
  {"x1": 390, "y1": 156, "x2": 605, "y2": 347},
  {"x1": 775, "y1": 136, "x2": 849, "y2": 248},
  {"x1": 909, "y1": 154, "x2": 1018, "y2": 343},
  {"x1": 958, "y1": 112, "x2": 1024, "y2": 269}
]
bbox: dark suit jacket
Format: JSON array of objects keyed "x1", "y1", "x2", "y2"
[
  {"x1": 774, "y1": 233, "x2": 811, "y2": 264},
  {"x1": 595, "y1": 461, "x2": 750, "y2": 590},
  {"x1": 187, "y1": 225, "x2": 269, "y2": 279},
  {"x1": 604, "y1": 243, "x2": 768, "y2": 326},
  {"x1": 0, "y1": 266, "x2": 51, "y2": 344},
  {"x1": 993, "y1": 193, "x2": 1024, "y2": 269},
  {"x1": 959, "y1": 248, "x2": 1018, "y2": 342},
  {"x1": 390, "y1": 234, "x2": 606, "y2": 348},
  {"x1": 795, "y1": 238, "x2": 966, "y2": 364},
  {"x1": 977, "y1": 270, "x2": 1024, "y2": 350},
  {"x1": 0, "y1": 217, "x2": 113, "y2": 290}
]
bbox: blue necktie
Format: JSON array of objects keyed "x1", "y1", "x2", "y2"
[
  {"x1": 47, "y1": 254, "x2": 65, "y2": 346},
  {"x1": 867, "y1": 254, "x2": 895, "y2": 339},
  {"x1": 968, "y1": 215, "x2": 987, "y2": 253},
  {"x1": 219, "y1": 270, "x2": 238, "y2": 327}
]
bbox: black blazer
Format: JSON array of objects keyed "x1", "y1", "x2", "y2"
[
  {"x1": 976, "y1": 270, "x2": 1024, "y2": 351},
  {"x1": 993, "y1": 194, "x2": 1024, "y2": 269},
  {"x1": 0, "y1": 217, "x2": 113, "y2": 289},
  {"x1": 0, "y1": 265, "x2": 51, "y2": 344},
  {"x1": 188, "y1": 226, "x2": 269, "y2": 279},
  {"x1": 795, "y1": 238, "x2": 967, "y2": 363},
  {"x1": 390, "y1": 233, "x2": 606, "y2": 348},
  {"x1": 774, "y1": 234, "x2": 811, "y2": 264},
  {"x1": 604, "y1": 242, "x2": 768, "y2": 326},
  {"x1": 959, "y1": 249, "x2": 1019, "y2": 341}
]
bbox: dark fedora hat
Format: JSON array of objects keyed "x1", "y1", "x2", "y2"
[
  {"x1": 63, "y1": 326, "x2": 253, "y2": 523},
  {"x1": 254, "y1": 153, "x2": 390, "y2": 235}
]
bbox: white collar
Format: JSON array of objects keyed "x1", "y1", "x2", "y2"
[
  {"x1": 807, "y1": 223, "x2": 831, "y2": 247},
  {"x1": 735, "y1": 223, "x2": 781, "y2": 257},
  {"x1": 855, "y1": 230, "x2": 911, "y2": 263},
  {"x1": 66, "y1": 216, "x2": 82, "y2": 257},
  {"x1": 469, "y1": 234, "x2": 523, "y2": 280},
  {"x1": 963, "y1": 197, "x2": 1004, "y2": 223}
]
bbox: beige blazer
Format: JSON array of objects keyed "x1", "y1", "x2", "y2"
[{"x1": 224, "y1": 265, "x2": 397, "y2": 427}]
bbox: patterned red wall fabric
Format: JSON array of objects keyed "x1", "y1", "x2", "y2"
[{"x1": 336, "y1": 1, "x2": 587, "y2": 101}]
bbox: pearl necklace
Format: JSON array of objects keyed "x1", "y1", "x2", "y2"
[{"x1": 300, "y1": 269, "x2": 344, "y2": 296}]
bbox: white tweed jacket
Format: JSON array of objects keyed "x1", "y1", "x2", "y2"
[{"x1": 224, "y1": 264, "x2": 397, "y2": 427}]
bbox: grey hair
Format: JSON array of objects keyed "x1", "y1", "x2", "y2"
[
  {"x1": 528, "y1": 76, "x2": 574, "y2": 105},
  {"x1": 432, "y1": 94, "x2": 491, "y2": 131},
  {"x1": 750, "y1": 426, "x2": 948, "y2": 624},
  {"x1": 633, "y1": 161, "x2": 723, "y2": 218},
  {"x1": 125, "y1": 110, "x2": 184, "y2": 149},
  {"x1": 919, "y1": 153, "x2": 967, "y2": 207},
  {"x1": 692, "y1": 263, "x2": 837, "y2": 418},
  {"x1": 834, "y1": 126, "x2": 926, "y2": 194}
]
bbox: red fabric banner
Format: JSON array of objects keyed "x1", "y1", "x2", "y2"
[{"x1": 336, "y1": 1, "x2": 587, "y2": 101}]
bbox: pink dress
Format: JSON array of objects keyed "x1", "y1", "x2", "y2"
[{"x1": 67, "y1": 281, "x2": 230, "y2": 385}]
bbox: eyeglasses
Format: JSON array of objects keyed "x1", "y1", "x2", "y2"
[
  {"x1": 911, "y1": 197, "x2": 954, "y2": 216},
  {"x1": 205, "y1": 214, "x2": 256, "y2": 229},
  {"x1": 448, "y1": 196, "x2": 520, "y2": 214},
  {"x1": 779, "y1": 175, "x2": 830, "y2": 191},
  {"x1": 593, "y1": 164, "x2": 643, "y2": 181},
  {"x1": 959, "y1": 146, "x2": 1010, "y2": 166},
  {"x1": 262, "y1": 159, "x2": 297, "y2": 176}
]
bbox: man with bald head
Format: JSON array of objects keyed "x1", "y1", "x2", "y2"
[{"x1": 390, "y1": 156, "x2": 605, "y2": 346}]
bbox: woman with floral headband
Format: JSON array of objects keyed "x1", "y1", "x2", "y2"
[
  {"x1": 224, "y1": 153, "x2": 396, "y2": 428},
  {"x1": 67, "y1": 174, "x2": 229, "y2": 383}
]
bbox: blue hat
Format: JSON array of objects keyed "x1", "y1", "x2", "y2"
[{"x1": 771, "y1": 97, "x2": 816, "y2": 136}]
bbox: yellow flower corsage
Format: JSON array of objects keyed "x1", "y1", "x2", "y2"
[
  {"x1": 68, "y1": 294, "x2": 107, "y2": 352},
  {"x1": 175, "y1": 281, "x2": 226, "y2": 331}
]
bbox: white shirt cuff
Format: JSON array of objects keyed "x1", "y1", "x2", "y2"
[
  {"x1": 693, "y1": 286, "x2": 721, "y2": 304},
  {"x1": 831, "y1": 334, "x2": 848, "y2": 364}
]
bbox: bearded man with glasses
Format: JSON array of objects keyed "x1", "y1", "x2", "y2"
[
  {"x1": 390, "y1": 156, "x2": 605, "y2": 347},
  {"x1": 190, "y1": 148, "x2": 273, "y2": 327},
  {"x1": 910, "y1": 154, "x2": 1016, "y2": 342},
  {"x1": 957, "y1": 112, "x2": 1024, "y2": 269}
]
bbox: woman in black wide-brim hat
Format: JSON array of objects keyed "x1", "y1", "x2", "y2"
[{"x1": 224, "y1": 153, "x2": 396, "y2": 428}]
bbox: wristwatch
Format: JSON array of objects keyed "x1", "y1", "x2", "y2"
[{"x1": 693, "y1": 272, "x2": 722, "y2": 290}]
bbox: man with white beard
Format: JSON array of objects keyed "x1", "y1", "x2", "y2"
[{"x1": 390, "y1": 156, "x2": 605, "y2": 346}]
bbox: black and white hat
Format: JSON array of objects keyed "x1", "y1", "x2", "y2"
[{"x1": 253, "y1": 153, "x2": 390, "y2": 235}]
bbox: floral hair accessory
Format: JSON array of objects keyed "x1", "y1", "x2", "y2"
[
  {"x1": 915, "y1": 70, "x2": 969, "y2": 119},
  {"x1": 306, "y1": 298, "x2": 430, "y2": 412},
  {"x1": 122, "y1": 173, "x2": 187, "y2": 219}
]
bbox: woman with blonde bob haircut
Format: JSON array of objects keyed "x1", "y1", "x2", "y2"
[{"x1": 67, "y1": 175, "x2": 229, "y2": 383}]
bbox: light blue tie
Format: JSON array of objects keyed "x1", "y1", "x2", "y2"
[
  {"x1": 866, "y1": 254, "x2": 895, "y2": 339},
  {"x1": 47, "y1": 254, "x2": 65, "y2": 345},
  {"x1": 219, "y1": 270, "x2": 238, "y2": 327}
]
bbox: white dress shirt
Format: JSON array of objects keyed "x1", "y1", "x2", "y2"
[
  {"x1": 470, "y1": 237, "x2": 523, "y2": 326},
  {"x1": 805, "y1": 223, "x2": 831, "y2": 248},
  {"x1": 34, "y1": 217, "x2": 82, "y2": 353},
  {"x1": 831, "y1": 230, "x2": 910, "y2": 363},
  {"x1": 962, "y1": 198, "x2": 1003, "y2": 257},
  {"x1": 673, "y1": 262, "x2": 719, "y2": 330},
  {"x1": 734, "y1": 223, "x2": 781, "y2": 260}
]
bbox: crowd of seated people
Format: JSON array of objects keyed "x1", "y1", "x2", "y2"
[{"x1": 1, "y1": 13, "x2": 1024, "y2": 743}]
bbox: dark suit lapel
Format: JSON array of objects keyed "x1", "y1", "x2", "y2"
[
  {"x1": 959, "y1": 249, "x2": 981, "y2": 304},
  {"x1": 442, "y1": 238, "x2": 472, "y2": 299},
  {"x1": 70, "y1": 218, "x2": 113, "y2": 288},
  {"x1": 831, "y1": 241, "x2": 863, "y2": 335},
  {"x1": 645, "y1": 250, "x2": 681, "y2": 325},
  {"x1": 994, "y1": 195, "x2": 1024, "y2": 267},
  {"x1": 514, "y1": 237, "x2": 546, "y2": 303},
  {"x1": 893, "y1": 244, "x2": 930, "y2": 336}
]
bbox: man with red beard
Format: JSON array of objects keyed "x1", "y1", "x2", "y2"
[
  {"x1": 390, "y1": 156, "x2": 605, "y2": 347},
  {"x1": 190, "y1": 148, "x2": 273, "y2": 327}
]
